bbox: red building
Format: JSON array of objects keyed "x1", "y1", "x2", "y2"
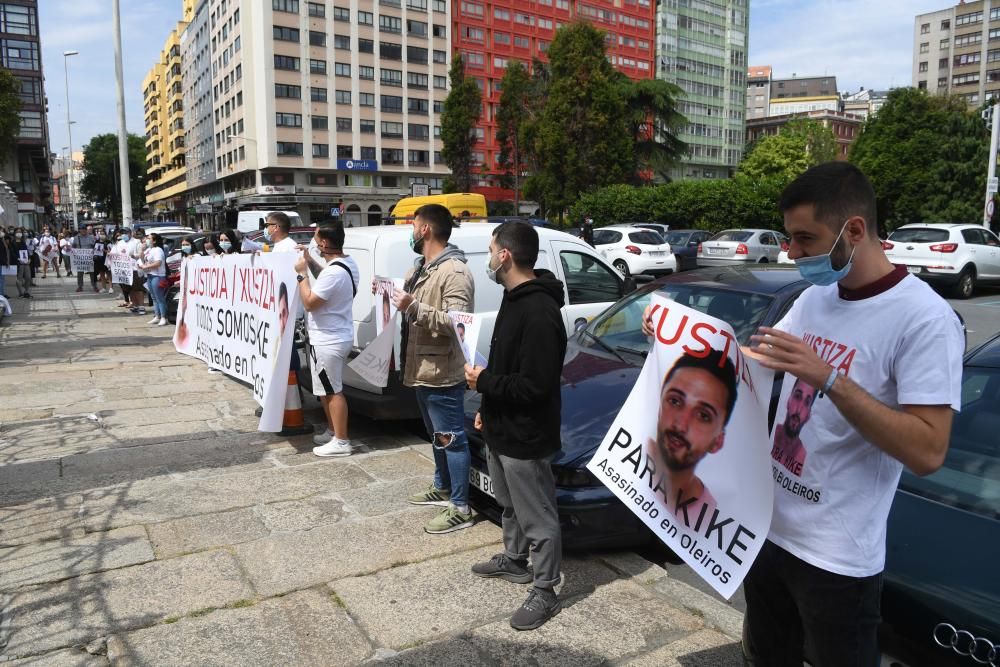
[{"x1": 452, "y1": 0, "x2": 657, "y2": 205}]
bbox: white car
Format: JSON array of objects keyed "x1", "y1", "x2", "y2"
[
  {"x1": 883, "y1": 223, "x2": 1000, "y2": 299},
  {"x1": 697, "y1": 229, "x2": 787, "y2": 267},
  {"x1": 592, "y1": 225, "x2": 676, "y2": 277}
]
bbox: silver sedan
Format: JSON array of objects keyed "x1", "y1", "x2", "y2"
[{"x1": 697, "y1": 229, "x2": 787, "y2": 267}]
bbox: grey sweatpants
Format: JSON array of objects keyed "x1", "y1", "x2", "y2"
[{"x1": 487, "y1": 449, "x2": 562, "y2": 589}]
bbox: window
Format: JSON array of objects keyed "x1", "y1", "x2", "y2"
[
  {"x1": 359, "y1": 65, "x2": 375, "y2": 79},
  {"x1": 359, "y1": 92, "x2": 375, "y2": 106},
  {"x1": 433, "y1": 0, "x2": 446, "y2": 11},
  {"x1": 408, "y1": 0, "x2": 427, "y2": 9},
  {"x1": 407, "y1": 45, "x2": 428, "y2": 63},
  {"x1": 939, "y1": 57, "x2": 949, "y2": 69},
  {"x1": 312, "y1": 87, "x2": 328, "y2": 102},
  {"x1": 956, "y1": 11, "x2": 983, "y2": 26},
  {"x1": 941, "y1": 19, "x2": 950, "y2": 30},
  {"x1": 919, "y1": 42, "x2": 929, "y2": 54},
  {"x1": 993, "y1": 7, "x2": 1000, "y2": 21},
  {"x1": 379, "y1": 15, "x2": 402, "y2": 33},
  {"x1": 335, "y1": 62, "x2": 351, "y2": 76},
  {"x1": 953, "y1": 72, "x2": 980, "y2": 86},
  {"x1": 462, "y1": 26, "x2": 484, "y2": 42},
  {"x1": 381, "y1": 68, "x2": 403, "y2": 86},
  {"x1": 275, "y1": 83, "x2": 301, "y2": 98},
  {"x1": 382, "y1": 148, "x2": 404, "y2": 164},
  {"x1": 313, "y1": 116, "x2": 329, "y2": 130},
  {"x1": 433, "y1": 24, "x2": 446, "y2": 38},
  {"x1": 333, "y1": 6, "x2": 350, "y2": 21},
  {"x1": 358, "y1": 10, "x2": 373, "y2": 25},
  {"x1": 433, "y1": 100, "x2": 443, "y2": 113},
  {"x1": 0, "y1": 4, "x2": 36, "y2": 35},
  {"x1": 309, "y1": 31, "x2": 326, "y2": 47},
  {"x1": 514, "y1": 36, "x2": 529, "y2": 49},
  {"x1": 560, "y1": 252, "x2": 622, "y2": 304},
  {"x1": 334, "y1": 35, "x2": 351, "y2": 49},
  {"x1": 433, "y1": 75, "x2": 447, "y2": 89},
  {"x1": 462, "y1": 51, "x2": 485, "y2": 68},
  {"x1": 494, "y1": 32, "x2": 511, "y2": 46},
  {"x1": 409, "y1": 150, "x2": 429, "y2": 164},
  {"x1": 955, "y1": 32, "x2": 982, "y2": 47},
  {"x1": 361, "y1": 146, "x2": 377, "y2": 159},
  {"x1": 277, "y1": 141, "x2": 303, "y2": 156},
  {"x1": 310, "y1": 59, "x2": 327, "y2": 74},
  {"x1": 273, "y1": 25, "x2": 299, "y2": 41},
  {"x1": 941, "y1": 37, "x2": 950, "y2": 48},
  {"x1": 494, "y1": 7, "x2": 510, "y2": 20},
  {"x1": 274, "y1": 55, "x2": 300, "y2": 70},
  {"x1": 273, "y1": 0, "x2": 299, "y2": 12},
  {"x1": 276, "y1": 112, "x2": 302, "y2": 127},
  {"x1": 408, "y1": 20, "x2": 427, "y2": 37},
  {"x1": 920, "y1": 22, "x2": 930, "y2": 34},
  {"x1": 335, "y1": 89, "x2": 351, "y2": 104},
  {"x1": 408, "y1": 123, "x2": 429, "y2": 139},
  {"x1": 335, "y1": 117, "x2": 351, "y2": 131},
  {"x1": 381, "y1": 94, "x2": 403, "y2": 112},
  {"x1": 313, "y1": 144, "x2": 329, "y2": 157},
  {"x1": 408, "y1": 72, "x2": 428, "y2": 89},
  {"x1": 919, "y1": 61, "x2": 928, "y2": 73},
  {"x1": 461, "y1": 1, "x2": 484, "y2": 17},
  {"x1": 308, "y1": 2, "x2": 325, "y2": 17},
  {"x1": 955, "y1": 52, "x2": 981, "y2": 66},
  {"x1": 359, "y1": 38, "x2": 374, "y2": 53},
  {"x1": 992, "y1": 28, "x2": 1000, "y2": 41},
  {"x1": 360, "y1": 119, "x2": 376, "y2": 133},
  {"x1": 381, "y1": 121, "x2": 403, "y2": 137},
  {"x1": 380, "y1": 41, "x2": 402, "y2": 59},
  {"x1": 917, "y1": 80, "x2": 928, "y2": 90}
]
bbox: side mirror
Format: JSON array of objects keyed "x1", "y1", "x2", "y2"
[
  {"x1": 688, "y1": 240, "x2": 699, "y2": 246},
  {"x1": 623, "y1": 276, "x2": 637, "y2": 294}
]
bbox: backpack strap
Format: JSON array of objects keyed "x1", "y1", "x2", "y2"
[{"x1": 330, "y1": 260, "x2": 357, "y2": 297}]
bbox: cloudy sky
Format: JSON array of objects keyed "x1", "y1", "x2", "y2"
[{"x1": 41, "y1": 0, "x2": 945, "y2": 155}]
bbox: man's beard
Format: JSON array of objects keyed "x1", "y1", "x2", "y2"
[
  {"x1": 656, "y1": 429, "x2": 697, "y2": 472},
  {"x1": 784, "y1": 415, "x2": 802, "y2": 439}
]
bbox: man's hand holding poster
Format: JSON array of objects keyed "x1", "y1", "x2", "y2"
[{"x1": 586, "y1": 294, "x2": 774, "y2": 599}]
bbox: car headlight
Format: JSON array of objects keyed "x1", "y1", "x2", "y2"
[{"x1": 551, "y1": 465, "x2": 601, "y2": 488}]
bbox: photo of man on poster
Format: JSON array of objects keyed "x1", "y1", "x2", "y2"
[
  {"x1": 647, "y1": 349, "x2": 737, "y2": 522},
  {"x1": 770, "y1": 378, "x2": 817, "y2": 476}
]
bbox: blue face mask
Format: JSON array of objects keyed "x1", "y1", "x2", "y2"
[
  {"x1": 122, "y1": 234, "x2": 130, "y2": 242},
  {"x1": 794, "y1": 220, "x2": 856, "y2": 287},
  {"x1": 263, "y1": 228, "x2": 272, "y2": 242}
]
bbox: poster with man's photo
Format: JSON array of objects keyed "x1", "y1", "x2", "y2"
[
  {"x1": 373, "y1": 275, "x2": 399, "y2": 336},
  {"x1": 449, "y1": 311, "x2": 488, "y2": 367},
  {"x1": 586, "y1": 294, "x2": 774, "y2": 599}
]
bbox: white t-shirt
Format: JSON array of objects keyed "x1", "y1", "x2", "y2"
[
  {"x1": 143, "y1": 247, "x2": 166, "y2": 276},
  {"x1": 306, "y1": 255, "x2": 359, "y2": 346},
  {"x1": 271, "y1": 237, "x2": 298, "y2": 253},
  {"x1": 769, "y1": 270, "x2": 964, "y2": 577}
]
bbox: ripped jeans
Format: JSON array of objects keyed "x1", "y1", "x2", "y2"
[{"x1": 414, "y1": 382, "x2": 471, "y2": 509}]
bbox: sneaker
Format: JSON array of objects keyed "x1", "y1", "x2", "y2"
[
  {"x1": 312, "y1": 428, "x2": 334, "y2": 445},
  {"x1": 158, "y1": 318, "x2": 169, "y2": 326},
  {"x1": 407, "y1": 484, "x2": 452, "y2": 507},
  {"x1": 510, "y1": 587, "x2": 561, "y2": 631},
  {"x1": 135, "y1": 308, "x2": 147, "y2": 315},
  {"x1": 107, "y1": 288, "x2": 114, "y2": 294},
  {"x1": 424, "y1": 505, "x2": 475, "y2": 534},
  {"x1": 75, "y1": 287, "x2": 82, "y2": 293},
  {"x1": 471, "y1": 553, "x2": 533, "y2": 584},
  {"x1": 147, "y1": 316, "x2": 160, "y2": 324},
  {"x1": 24, "y1": 293, "x2": 32, "y2": 299},
  {"x1": 313, "y1": 439, "x2": 352, "y2": 457}
]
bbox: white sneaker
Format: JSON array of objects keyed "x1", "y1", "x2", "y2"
[
  {"x1": 147, "y1": 316, "x2": 160, "y2": 324},
  {"x1": 106, "y1": 288, "x2": 114, "y2": 294},
  {"x1": 158, "y1": 318, "x2": 169, "y2": 326},
  {"x1": 312, "y1": 428, "x2": 334, "y2": 445},
  {"x1": 313, "y1": 439, "x2": 352, "y2": 457}
]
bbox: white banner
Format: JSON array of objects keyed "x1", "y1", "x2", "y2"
[
  {"x1": 173, "y1": 253, "x2": 300, "y2": 432},
  {"x1": 449, "y1": 311, "x2": 488, "y2": 367},
  {"x1": 348, "y1": 323, "x2": 394, "y2": 388},
  {"x1": 70, "y1": 248, "x2": 94, "y2": 274},
  {"x1": 586, "y1": 294, "x2": 774, "y2": 599},
  {"x1": 108, "y1": 252, "x2": 135, "y2": 285}
]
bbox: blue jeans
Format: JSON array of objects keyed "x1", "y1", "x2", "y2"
[
  {"x1": 414, "y1": 382, "x2": 471, "y2": 509},
  {"x1": 146, "y1": 275, "x2": 168, "y2": 318}
]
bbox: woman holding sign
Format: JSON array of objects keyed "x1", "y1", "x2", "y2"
[{"x1": 139, "y1": 233, "x2": 169, "y2": 326}]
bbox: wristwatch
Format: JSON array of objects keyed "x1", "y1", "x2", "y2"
[{"x1": 296, "y1": 274, "x2": 306, "y2": 283}]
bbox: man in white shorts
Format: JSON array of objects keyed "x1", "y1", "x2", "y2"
[{"x1": 294, "y1": 223, "x2": 359, "y2": 457}]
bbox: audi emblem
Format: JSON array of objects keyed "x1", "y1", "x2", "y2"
[{"x1": 933, "y1": 622, "x2": 999, "y2": 665}]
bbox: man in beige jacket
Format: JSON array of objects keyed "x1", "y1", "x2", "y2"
[{"x1": 392, "y1": 204, "x2": 476, "y2": 534}]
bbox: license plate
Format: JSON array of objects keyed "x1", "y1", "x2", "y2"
[
  {"x1": 707, "y1": 247, "x2": 726, "y2": 255},
  {"x1": 907, "y1": 266, "x2": 921, "y2": 274},
  {"x1": 470, "y1": 467, "x2": 495, "y2": 498},
  {"x1": 649, "y1": 251, "x2": 663, "y2": 256}
]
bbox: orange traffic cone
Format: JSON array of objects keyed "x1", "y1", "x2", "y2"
[{"x1": 279, "y1": 370, "x2": 314, "y2": 436}]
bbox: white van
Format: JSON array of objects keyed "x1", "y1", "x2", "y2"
[
  {"x1": 325, "y1": 223, "x2": 630, "y2": 419},
  {"x1": 236, "y1": 210, "x2": 303, "y2": 234}
]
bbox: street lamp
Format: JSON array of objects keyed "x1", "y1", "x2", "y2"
[{"x1": 63, "y1": 50, "x2": 80, "y2": 231}]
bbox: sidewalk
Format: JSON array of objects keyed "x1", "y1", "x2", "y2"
[{"x1": 0, "y1": 276, "x2": 744, "y2": 665}]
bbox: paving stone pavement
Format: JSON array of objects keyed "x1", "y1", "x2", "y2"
[{"x1": 0, "y1": 276, "x2": 745, "y2": 664}]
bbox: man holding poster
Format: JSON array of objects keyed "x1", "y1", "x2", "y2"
[
  {"x1": 735, "y1": 162, "x2": 964, "y2": 666},
  {"x1": 465, "y1": 222, "x2": 567, "y2": 631}
]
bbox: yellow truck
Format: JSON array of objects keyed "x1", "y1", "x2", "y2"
[{"x1": 389, "y1": 193, "x2": 487, "y2": 223}]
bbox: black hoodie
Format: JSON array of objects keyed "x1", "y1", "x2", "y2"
[{"x1": 477, "y1": 269, "x2": 566, "y2": 459}]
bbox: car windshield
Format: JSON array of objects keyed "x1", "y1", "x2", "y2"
[
  {"x1": 711, "y1": 231, "x2": 753, "y2": 242},
  {"x1": 584, "y1": 284, "x2": 775, "y2": 361},
  {"x1": 665, "y1": 232, "x2": 692, "y2": 245},
  {"x1": 888, "y1": 228, "x2": 950, "y2": 243},
  {"x1": 899, "y1": 366, "x2": 1000, "y2": 519},
  {"x1": 628, "y1": 231, "x2": 664, "y2": 245}
]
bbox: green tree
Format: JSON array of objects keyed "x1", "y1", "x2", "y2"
[
  {"x1": 440, "y1": 56, "x2": 482, "y2": 193},
  {"x1": 615, "y1": 75, "x2": 688, "y2": 184},
  {"x1": 523, "y1": 21, "x2": 632, "y2": 220},
  {"x1": 80, "y1": 133, "x2": 147, "y2": 221},
  {"x1": 739, "y1": 119, "x2": 837, "y2": 186},
  {"x1": 495, "y1": 60, "x2": 533, "y2": 212},
  {"x1": 0, "y1": 69, "x2": 23, "y2": 166},
  {"x1": 850, "y1": 87, "x2": 988, "y2": 232}
]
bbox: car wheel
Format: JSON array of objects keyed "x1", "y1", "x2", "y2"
[
  {"x1": 758, "y1": 257, "x2": 769, "y2": 263},
  {"x1": 613, "y1": 259, "x2": 630, "y2": 277},
  {"x1": 952, "y1": 267, "x2": 976, "y2": 299}
]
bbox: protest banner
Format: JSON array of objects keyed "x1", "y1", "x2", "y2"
[
  {"x1": 70, "y1": 248, "x2": 94, "y2": 274},
  {"x1": 173, "y1": 252, "x2": 299, "y2": 431},
  {"x1": 586, "y1": 294, "x2": 774, "y2": 599},
  {"x1": 108, "y1": 252, "x2": 135, "y2": 285},
  {"x1": 18, "y1": 249, "x2": 29, "y2": 265},
  {"x1": 1, "y1": 265, "x2": 15, "y2": 276},
  {"x1": 448, "y1": 311, "x2": 488, "y2": 367},
  {"x1": 348, "y1": 324, "x2": 394, "y2": 388}
]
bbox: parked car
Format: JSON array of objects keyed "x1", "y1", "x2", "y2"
[
  {"x1": 244, "y1": 227, "x2": 318, "y2": 247},
  {"x1": 663, "y1": 229, "x2": 713, "y2": 271},
  {"x1": 879, "y1": 331, "x2": 1000, "y2": 666},
  {"x1": 697, "y1": 229, "x2": 787, "y2": 267},
  {"x1": 298, "y1": 223, "x2": 634, "y2": 419},
  {"x1": 592, "y1": 225, "x2": 677, "y2": 277},
  {"x1": 236, "y1": 210, "x2": 303, "y2": 234},
  {"x1": 632, "y1": 222, "x2": 671, "y2": 236},
  {"x1": 464, "y1": 265, "x2": 811, "y2": 549},
  {"x1": 883, "y1": 223, "x2": 1000, "y2": 299}
]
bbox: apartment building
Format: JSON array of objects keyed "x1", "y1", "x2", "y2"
[
  {"x1": 746, "y1": 64, "x2": 771, "y2": 119},
  {"x1": 657, "y1": 0, "x2": 750, "y2": 180},
  {"x1": 182, "y1": 0, "x2": 222, "y2": 228},
  {"x1": 51, "y1": 151, "x2": 87, "y2": 222},
  {"x1": 451, "y1": 0, "x2": 656, "y2": 204},
  {"x1": 144, "y1": 0, "x2": 195, "y2": 222},
  {"x1": 913, "y1": 1, "x2": 1000, "y2": 107},
  {"x1": 746, "y1": 110, "x2": 863, "y2": 160},
  {"x1": 0, "y1": 1, "x2": 51, "y2": 230},
  {"x1": 768, "y1": 74, "x2": 839, "y2": 116}
]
